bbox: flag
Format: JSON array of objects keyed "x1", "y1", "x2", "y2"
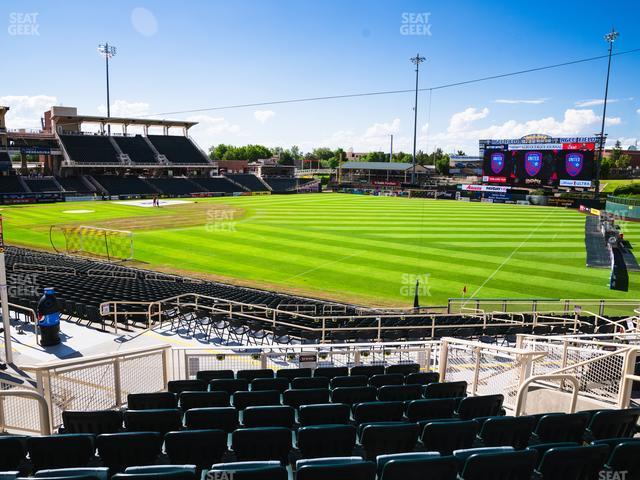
[{"x1": 462, "y1": 285, "x2": 467, "y2": 296}]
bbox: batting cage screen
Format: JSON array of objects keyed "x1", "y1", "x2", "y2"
[{"x1": 53, "y1": 226, "x2": 134, "y2": 261}]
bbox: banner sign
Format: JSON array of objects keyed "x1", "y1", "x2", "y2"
[{"x1": 460, "y1": 184, "x2": 510, "y2": 193}]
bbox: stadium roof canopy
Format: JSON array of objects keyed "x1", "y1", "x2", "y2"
[
  {"x1": 49, "y1": 113, "x2": 198, "y2": 128},
  {"x1": 341, "y1": 161, "x2": 428, "y2": 171}
]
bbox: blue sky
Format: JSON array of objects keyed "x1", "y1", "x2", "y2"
[{"x1": 2, "y1": 0, "x2": 639, "y2": 154}]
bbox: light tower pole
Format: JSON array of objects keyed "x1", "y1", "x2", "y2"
[
  {"x1": 410, "y1": 53, "x2": 426, "y2": 185},
  {"x1": 97, "y1": 42, "x2": 117, "y2": 134},
  {"x1": 594, "y1": 28, "x2": 619, "y2": 196}
]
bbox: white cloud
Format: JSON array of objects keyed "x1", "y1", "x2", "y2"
[
  {"x1": 637, "y1": 109, "x2": 640, "y2": 115},
  {"x1": 0, "y1": 94, "x2": 57, "y2": 129},
  {"x1": 606, "y1": 117, "x2": 622, "y2": 126},
  {"x1": 447, "y1": 107, "x2": 489, "y2": 133},
  {"x1": 364, "y1": 118, "x2": 400, "y2": 138},
  {"x1": 421, "y1": 122, "x2": 430, "y2": 133},
  {"x1": 254, "y1": 110, "x2": 275, "y2": 124},
  {"x1": 495, "y1": 98, "x2": 547, "y2": 105},
  {"x1": 188, "y1": 114, "x2": 240, "y2": 135},
  {"x1": 575, "y1": 98, "x2": 619, "y2": 107},
  {"x1": 97, "y1": 100, "x2": 150, "y2": 117}
]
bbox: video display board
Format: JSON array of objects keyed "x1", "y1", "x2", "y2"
[{"x1": 480, "y1": 135, "x2": 597, "y2": 188}]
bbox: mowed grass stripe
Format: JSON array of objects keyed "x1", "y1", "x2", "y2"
[{"x1": 3, "y1": 193, "x2": 639, "y2": 306}]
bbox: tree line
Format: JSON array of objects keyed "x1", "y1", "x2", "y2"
[{"x1": 208, "y1": 144, "x2": 452, "y2": 174}]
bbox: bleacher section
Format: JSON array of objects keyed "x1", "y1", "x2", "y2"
[
  {"x1": 93, "y1": 175, "x2": 158, "y2": 196},
  {"x1": 0, "y1": 175, "x2": 27, "y2": 193},
  {"x1": 190, "y1": 177, "x2": 246, "y2": 193},
  {"x1": 113, "y1": 135, "x2": 158, "y2": 164},
  {"x1": 56, "y1": 176, "x2": 94, "y2": 194},
  {"x1": 148, "y1": 135, "x2": 210, "y2": 165},
  {"x1": 1, "y1": 369, "x2": 638, "y2": 479},
  {"x1": 145, "y1": 177, "x2": 201, "y2": 195},
  {"x1": 23, "y1": 178, "x2": 61, "y2": 192},
  {"x1": 59, "y1": 134, "x2": 119, "y2": 164},
  {"x1": 264, "y1": 177, "x2": 298, "y2": 193},
  {"x1": 225, "y1": 174, "x2": 270, "y2": 192}
]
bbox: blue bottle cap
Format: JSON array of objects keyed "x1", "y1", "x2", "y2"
[{"x1": 44, "y1": 287, "x2": 56, "y2": 295}]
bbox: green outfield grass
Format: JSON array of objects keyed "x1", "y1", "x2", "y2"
[
  {"x1": 3, "y1": 193, "x2": 640, "y2": 307},
  {"x1": 601, "y1": 179, "x2": 640, "y2": 193}
]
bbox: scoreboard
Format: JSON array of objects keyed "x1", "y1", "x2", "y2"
[{"x1": 480, "y1": 134, "x2": 597, "y2": 188}]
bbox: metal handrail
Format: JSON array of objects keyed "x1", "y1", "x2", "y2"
[
  {"x1": 515, "y1": 374, "x2": 580, "y2": 416},
  {"x1": 0, "y1": 389, "x2": 51, "y2": 435}
]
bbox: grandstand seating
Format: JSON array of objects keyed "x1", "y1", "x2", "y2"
[
  {"x1": 23, "y1": 178, "x2": 62, "y2": 192},
  {"x1": 59, "y1": 135, "x2": 119, "y2": 164},
  {"x1": 147, "y1": 136, "x2": 209, "y2": 165},
  {"x1": 0, "y1": 175, "x2": 27, "y2": 193},
  {"x1": 189, "y1": 177, "x2": 245, "y2": 193},
  {"x1": 113, "y1": 136, "x2": 158, "y2": 164},
  {"x1": 56, "y1": 176, "x2": 94, "y2": 194},
  {"x1": 93, "y1": 176, "x2": 158, "y2": 196},
  {"x1": 224, "y1": 174, "x2": 270, "y2": 192},
  {"x1": 3, "y1": 367, "x2": 638, "y2": 480},
  {"x1": 264, "y1": 177, "x2": 298, "y2": 193},
  {"x1": 144, "y1": 178, "x2": 201, "y2": 195}
]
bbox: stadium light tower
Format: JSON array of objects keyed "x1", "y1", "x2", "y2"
[
  {"x1": 410, "y1": 53, "x2": 426, "y2": 184},
  {"x1": 98, "y1": 42, "x2": 117, "y2": 134},
  {"x1": 594, "y1": 28, "x2": 619, "y2": 196}
]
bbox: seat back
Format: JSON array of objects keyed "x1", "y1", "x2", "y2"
[
  {"x1": 330, "y1": 386, "x2": 377, "y2": 406},
  {"x1": 534, "y1": 413, "x2": 589, "y2": 443},
  {"x1": 275, "y1": 368, "x2": 312, "y2": 380},
  {"x1": 196, "y1": 370, "x2": 234, "y2": 382},
  {"x1": 461, "y1": 450, "x2": 537, "y2": 480},
  {"x1": 96, "y1": 432, "x2": 162, "y2": 473},
  {"x1": 587, "y1": 408, "x2": 640, "y2": 440},
  {"x1": 350, "y1": 365, "x2": 385, "y2": 378},
  {"x1": 353, "y1": 401, "x2": 404, "y2": 424},
  {"x1": 385, "y1": 364, "x2": 420, "y2": 375},
  {"x1": 164, "y1": 429, "x2": 227, "y2": 469},
  {"x1": 62, "y1": 410, "x2": 123, "y2": 435},
  {"x1": 330, "y1": 375, "x2": 368, "y2": 388},
  {"x1": 184, "y1": 407, "x2": 238, "y2": 433},
  {"x1": 377, "y1": 385, "x2": 422, "y2": 402},
  {"x1": 423, "y1": 381, "x2": 467, "y2": 399},
  {"x1": 233, "y1": 390, "x2": 281, "y2": 410},
  {"x1": 405, "y1": 398, "x2": 457, "y2": 422},
  {"x1": 127, "y1": 392, "x2": 177, "y2": 410},
  {"x1": 379, "y1": 456, "x2": 457, "y2": 480},
  {"x1": 457, "y1": 394, "x2": 504, "y2": 420},
  {"x1": 405, "y1": 372, "x2": 439, "y2": 385},
  {"x1": 167, "y1": 380, "x2": 207, "y2": 394},
  {"x1": 34, "y1": 467, "x2": 108, "y2": 480},
  {"x1": 179, "y1": 391, "x2": 230, "y2": 410},
  {"x1": 605, "y1": 439, "x2": 640, "y2": 477},
  {"x1": 250, "y1": 378, "x2": 290, "y2": 393},
  {"x1": 478, "y1": 416, "x2": 535, "y2": 449},
  {"x1": 27, "y1": 434, "x2": 95, "y2": 472},
  {"x1": 243, "y1": 406, "x2": 295, "y2": 428},
  {"x1": 111, "y1": 473, "x2": 194, "y2": 480},
  {"x1": 231, "y1": 427, "x2": 292, "y2": 464},
  {"x1": 536, "y1": 445, "x2": 609, "y2": 480},
  {"x1": 283, "y1": 388, "x2": 330, "y2": 409},
  {"x1": 369, "y1": 374, "x2": 404, "y2": 388},
  {"x1": 313, "y1": 367, "x2": 349, "y2": 379},
  {"x1": 297, "y1": 425, "x2": 357, "y2": 459},
  {"x1": 291, "y1": 377, "x2": 329, "y2": 390},
  {"x1": 208, "y1": 379, "x2": 249, "y2": 395},
  {"x1": 360, "y1": 422, "x2": 420, "y2": 460},
  {"x1": 208, "y1": 461, "x2": 287, "y2": 480},
  {"x1": 123, "y1": 409, "x2": 182, "y2": 435},
  {"x1": 296, "y1": 460, "x2": 376, "y2": 480},
  {"x1": 236, "y1": 369, "x2": 274, "y2": 382},
  {"x1": 0, "y1": 436, "x2": 27, "y2": 471},
  {"x1": 421, "y1": 420, "x2": 478, "y2": 455},
  {"x1": 298, "y1": 403, "x2": 351, "y2": 426}
]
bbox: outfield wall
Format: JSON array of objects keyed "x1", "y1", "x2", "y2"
[{"x1": 606, "y1": 196, "x2": 640, "y2": 220}]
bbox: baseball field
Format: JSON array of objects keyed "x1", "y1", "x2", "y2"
[{"x1": 3, "y1": 193, "x2": 639, "y2": 307}]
